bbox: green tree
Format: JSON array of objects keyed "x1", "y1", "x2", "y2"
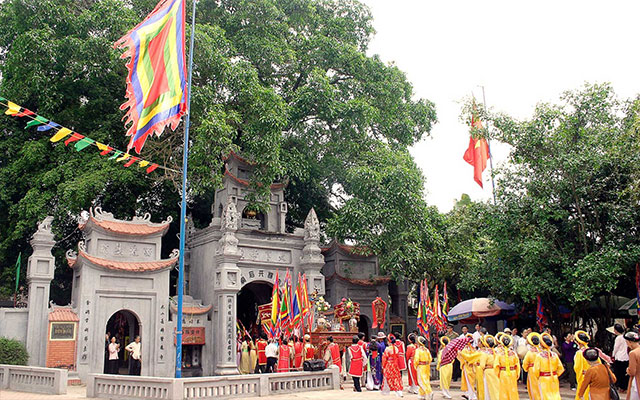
[
  {"x1": 458, "y1": 84, "x2": 640, "y2": 323},
  {"x1": 0, "y1": 0, "x2": 437, "y2": 300}
]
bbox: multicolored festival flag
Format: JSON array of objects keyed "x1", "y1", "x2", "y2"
[
  {"x1": 115, "y1": 0, "x2": 188, "y2": 154},
  {"x1": 536, "y1": 295, "x2": 548, "y2": 331},
  {"x1": 463, "y1": 107, "x2": 490, "y2": 188},
  {"x1": 636, "y1": 263, "x2": 640, "y2": 311},
  {"x1": 270, "y1": 270, "x2": 280, "y2": 337},
  {"x1": 442, "y1": 281, "x2": 449, "y2": 319}
]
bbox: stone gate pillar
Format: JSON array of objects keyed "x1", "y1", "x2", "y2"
[
  {"x1": 300, "y1": 209, "x2": 325, "y2": 295},
  {"x1": 213, "y1": 200, "x2": 241, "y2": 375},
  {"x1": 26, "y1": 216, "x2": 56, "y2": 366}
]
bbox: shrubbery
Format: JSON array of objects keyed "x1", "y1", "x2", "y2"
[{"x1": 0, "y1": 337, "x2": 29, "y2": 365}]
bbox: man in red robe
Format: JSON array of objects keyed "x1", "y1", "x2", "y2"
[
  {"x1": 278, "y1": 337, "x2": 293, "y2": 372},
  {"x1": 255, "y1": 333, "x2": 268, "y2": 373},
  {"x1": 324, "y1": 336, "x2": 342, "y2": 373},
  {"x1": 393, "y1": 332, "x2": 407, "y2": 371},
  {"x1": 293, "y1": 336, "x2": 304, "y2": 370},
  {"x1": 303, "y1": 334, "x2": 315, "y2": 361},
  {"x1": 405, "y1": 333, "x2": 418, "y2": 394},
  {"x1": 347, "y1": 335, "x2": 366, "y2": 392}
]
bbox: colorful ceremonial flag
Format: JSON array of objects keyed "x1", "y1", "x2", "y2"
[
  {"x1": 114, "y1": 0, "x2": 188, "y2": 154},
  {"x1": 636, "y1": 263, "x2": 640, "y2": 311},
  {"x1": 536, "y1": 295, "x2": 547, "y2": 331},
  {"x1": 442, "y1": 281, "x2": 449, "y2": 318},
  {"x1": 279, "y1": 270, "x2": 291, "y2": 332},
  {"x1": 291, "y1": 274, "x2": 303, "y2": 329},
  {"x1": 463, "y1": 108, "x2": 490, "y2": 188},
  {"x1": 270, "y1": 271, "x2": 280, "y2": 328}
]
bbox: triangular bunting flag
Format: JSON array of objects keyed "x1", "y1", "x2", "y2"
[
  {"x1": 123, "y1": 156, "x2": 139, "y2": 167},
  {"x1": 116, "y1": 153, "x2": 130, "y2": 162},
  {"x1": 109, "y1": 151, "x2": 123, "y2": 160},
  {"x1": 16, "y1": 109, "x2": 35, "y2": 117},
  {"x1": 138, "y1": 160, "x2": 150, "y2": 168},
  {"x1": 146, "y1": 164, "x2": 159, "y2": 173},
  {"x1": 75, "y1": 137, "x2": 95, "y2": 151},
  {"x1": 64, "y1": 133, "x2": 84, "y2": 146},
  {"x1": 25, "y1": 116, "x2": 49, "y2": 128},
  {"x1": 5, "y1": 102, "x2": 20, "y2": 115},
  {"x1": 38, "y1": 121, "x2": 61, "y2": 132},
  {"x1": 50, "y1": 128, "x2": 72, "y2": 143}
]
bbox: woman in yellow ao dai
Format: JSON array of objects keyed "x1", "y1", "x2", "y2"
[
  {"x1": 492, "y1": 334, "x2": 520, "y2": 400},
  {"x1": 533, "y1": 332, "x2": 564, "y2": 400}
]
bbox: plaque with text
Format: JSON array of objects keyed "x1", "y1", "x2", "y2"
[
  {"x1": 50, "y1": 322, "x2": 76, "y2": 340},
  {"x1": 174, "y1": 327, "x2": 205, "y2": 345}
]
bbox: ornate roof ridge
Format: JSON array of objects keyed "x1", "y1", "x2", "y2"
[
  {"x1": 223, "y1": 150, "x2": 255, "y2": 166},
  {"x1": 78, "y1": 207, "x2": 172, "y2": 236},
  {"x1": 223, "y1": 167, "x2": 285, "y2": 190},
  {"x1": 325, "y1": 271, "x2": 390, "y2": 287},
  {"x1": 67, "y1": 250, "x2": 178, "y2": 272},
  {"x1": 321, "y1": 240, "x2": 374, "y2": 257},
  {"x1": 49, "y1": 306, "x2": 79, "y2": 322}
]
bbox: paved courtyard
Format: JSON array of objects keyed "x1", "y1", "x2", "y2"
[{"x1": 0, "y1": 379, "x2": 579, "y2": 400}]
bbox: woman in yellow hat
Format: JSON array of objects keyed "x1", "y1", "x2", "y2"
[
  {"x1": 493, "y1": 334, "x2": 520, "y2": 400},
  {"x1": 414, "y1": 336, "x2": 433, "y2": 400},
  {"x1": 437, "y1": 335, "x2": 452, "y2": 399},
  {"x1": 458, "y1": 333, "x2": 481, "y2": 399},
  {"x1": 533, "y1": 332, "x2": 564, "y2": 400},
  {"x1": 573, "y1": 330, "x2": 596, "y2": 400},
  {"x1": 522, "y1": 332, "x2": 541, "y2": 400},
  {"x1": 475, "y1": 337, "x2": 488, "y2": 400},
  {"x1": 481, "y1": 335, "x2": 500, "y2": 400}
]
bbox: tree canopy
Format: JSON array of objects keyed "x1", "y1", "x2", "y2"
[
  {"x1": 0, "y1": 0, "x2": 437, "y2": 301},
  {"x1": 451, "y1": 84, "x2": 640, "y2": 325}
]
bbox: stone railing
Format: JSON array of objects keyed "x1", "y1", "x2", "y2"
[
  {"x1": 87, "y1": 369, "x2": 340, "y2": 399},
  {"x1": 0, "y1": 364, "x2": 68, "y2": 395}
]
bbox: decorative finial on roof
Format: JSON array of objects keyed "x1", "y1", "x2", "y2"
[
  {"x1": 304, "y1": 208, "x2": 320, "y2": 242},
  {"x1": 221, "y1": 198, "x2": 239, "y2": 232}
]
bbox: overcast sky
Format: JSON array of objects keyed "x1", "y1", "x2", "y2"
[{"x1": 361, "y1": 0, "x2": 640, "y2": 211}]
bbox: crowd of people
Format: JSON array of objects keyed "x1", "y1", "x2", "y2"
[{"x1": 235, "y1": 322, "x2": 640, "y2": 400}]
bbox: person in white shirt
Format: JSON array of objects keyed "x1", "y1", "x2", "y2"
[
  {"x1": 610, "y1": 323, "x2": 629, "y2": 393},
  {"x1": 125, "y1": 335, "x2": 142, "y2": 375},
  {"x1": 471, "y1": 324, "x2": 483, "y2": 348},
  {"x1": 265, "y1": 339, "x2": 279, "y2": 373},
  {"x1": 107, "y1": 336, "x2": 120, "y2": 374},
  {"x1": 458, "y1": 325, "x2": 469, "y2": 339}
]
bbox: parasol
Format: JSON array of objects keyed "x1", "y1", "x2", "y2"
[
  {"x1": 440, "y1": 336, "x2": 472, "y2": 366},
  {"x1": 447, "y1": 298, "x2": 515, "y2": 321},
  {"x1": 620, "y1": 298, "x2": 639, "y2": 316}
]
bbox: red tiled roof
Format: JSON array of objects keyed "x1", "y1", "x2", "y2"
[
  {"x1": 70, "y1": 250, "x2": 177, "y2": 272},
  {"x1": 79, "y1": 216, "x2": 169, "y2": 236},
  {"x1": 170, "y1": 304, "x2": 213, "y2": 315},
  {"x1": 223, "y1": 150, "x2": 255, "y2": 166},
  {"x1": 49, "y1": 308, "x2": 79, "y2": 322},
  {"x1": 321, "y1": 241, "x2": 374, "y2": 257},
  {"x1": 326, "y1": 272, "x2": 391, "y2": 287},
  {"x1": 224, "y1": 168, "x2": 285, "y2": 190}
]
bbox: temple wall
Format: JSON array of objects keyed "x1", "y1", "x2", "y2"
[{"x1": 0, "y1": 308, "x2": 28, "y2": 342}]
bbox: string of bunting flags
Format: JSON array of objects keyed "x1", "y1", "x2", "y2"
[{"x1": 0, "y1": 97, "x2": 179, "y2": 174}]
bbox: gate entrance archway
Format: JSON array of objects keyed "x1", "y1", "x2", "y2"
[
  {"x1": 358, "y1": 315, "x2": 370, "y2": 339},
  {"x1": 237, "y1": 281, "x2": 272, "y2": 337},
  {"x1": 104, "y1": 310, "x2": 140, "y2": 374}
]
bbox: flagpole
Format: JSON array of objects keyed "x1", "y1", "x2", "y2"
[
  {"x1": 480, "y1": 86, "x2": 497, "y2": 204},
  {"x1": 175, "y1": 0, "x2": 197, "y2": 379}
]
